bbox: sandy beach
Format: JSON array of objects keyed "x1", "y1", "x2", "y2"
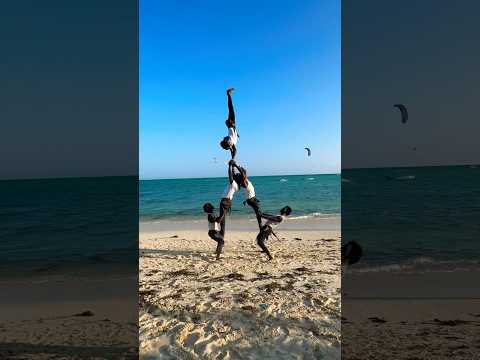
[
  {"x1": 342, "y1": 271, "x2": 480, "y2": 359},
  {"x1": 139, "y1": 218, "x2": 341, "y2": 359},
  {"x1": 0, "y1": 275, "x2": 138, "y2": 360}
]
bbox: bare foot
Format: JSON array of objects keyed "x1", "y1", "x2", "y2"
[{"x1": 227, "y1": 87, "x2": 235, "y2": 95}]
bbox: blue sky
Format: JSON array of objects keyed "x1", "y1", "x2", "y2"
[{"x1": 140, "y1": 0, "x2": 340, "y2": 179}]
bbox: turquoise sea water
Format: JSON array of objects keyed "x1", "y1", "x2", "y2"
[
  {"x1": 4, "y1": 167, "x2": 477, "y2": 275},
  {"x1": 140, "y1": 174, "x2": 341, "y2": 221},
  {"x1": 343, "y1": 165, "x2": 480, "y2": 272},
  {"x1": 0, "y1": 177, "x2": 137, "y2": 275}
]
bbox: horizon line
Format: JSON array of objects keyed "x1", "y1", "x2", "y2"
[{"x1": 140, "y1": 171, "x2": 340, "y2": 181}]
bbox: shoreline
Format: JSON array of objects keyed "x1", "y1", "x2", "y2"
[
  {"x1": 343, "y1": 269, "x2": 480, "y2": 299},
  {"x1": 140, "y1": 225, "x2": 341, "y2": 358},
  {"x1": 140, "y1": 215, "x2": 341, "y2": 232},
  {"x1": 342, "y1": 269, "x2": 480, "y2": 358}
]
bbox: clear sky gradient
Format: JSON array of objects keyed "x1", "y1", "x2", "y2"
[{"x1": 140, "y1": 0, "x2": 340, "y2": 179}]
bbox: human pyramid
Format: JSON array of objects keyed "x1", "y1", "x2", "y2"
[{"x1": 203, "y1": 88, "x2": 292, "y2": 260}]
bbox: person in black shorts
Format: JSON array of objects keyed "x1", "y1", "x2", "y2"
[
  {"x1": 256, "y1": 206, "x2": 292, "y2": 260},
  {"x1": 203, "y1": 202, "x2": 226, "y2": 260}
]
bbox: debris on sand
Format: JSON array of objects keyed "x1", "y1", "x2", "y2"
[
  {"x1": 432, "y1": 319, "x2": 470, "y2": 326},
  {"x1": 167, "y1": 268, "x2": 197, "y2": 276},
  {"x1": 73, "y1": 311, "x2": 94, "y2": 317},
  {"x1": 368, "y1": 317, "x2": 387, "y2": 323}
]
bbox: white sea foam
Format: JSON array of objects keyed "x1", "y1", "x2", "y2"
[
  {"x1": 351, "y1": 258, "x2": 480, "y2": 274},
  {"x1": 289, "y1": 212, "x2": 339, "y2": 220}
]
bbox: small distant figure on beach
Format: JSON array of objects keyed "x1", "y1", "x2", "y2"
[
  {"x1": 203, "y1": 202, "x2": 226, "y2": 260},
  {"x1": 230, "y1": 161, "x2": 263, "y2": 230},
  {"x1": 256, "y1": 206, "x2": 292, "y2": 260},
  {"x1": 219, "y1": 88, "x2": 238, "y2": 159}
]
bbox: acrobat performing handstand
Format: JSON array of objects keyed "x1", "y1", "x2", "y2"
[{"x1": 219, "y1": 88, "x2": 238, "y2": 159}]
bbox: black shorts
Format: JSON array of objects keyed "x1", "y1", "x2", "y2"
[
  {"x1": 246, "y1": 197, "x2": 261, "y2": 212},
  {"x1": 258, "y1": 225, "x2": 273, "y2": 240},
  {"x1": 208, "y1": 229, "x2": 223, "y2": 238}
]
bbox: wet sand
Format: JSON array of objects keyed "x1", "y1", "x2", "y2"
[
  {"x1": 342, "y1": 271, "x2": 480, "y2": 359},
  {"x1": 0, "y1": 275, "x2": 138, "y2": 360}
]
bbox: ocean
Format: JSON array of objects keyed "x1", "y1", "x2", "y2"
[
  {"x1": 140, "y1": 174, "x2": 341, "y2": 221},
  {"x1": 4, "y1": 167, "x2": 477, "y2": 277},
  {"x1": 0, "y1": 176, "x2": 138, "y2": 276},
  {"x1": 342, "y1": 165, "x2": 480, "y2": 273}
]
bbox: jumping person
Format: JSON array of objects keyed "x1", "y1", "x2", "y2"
[
  {"x1": 219, "y1": 88, "x2": 238, "y2": 159},
  {"x1": 256, "y1": 206, "x2": 292, "y2": 260},
  {"x1": 203, "y1": 202, "x2": 226, "y2": 260},
  {"x1": 218, "y1": 159, "x2": 240, "y2": 238},
  {"x1": 229, "y1": 162, "x2": 262, "y2": 230}
]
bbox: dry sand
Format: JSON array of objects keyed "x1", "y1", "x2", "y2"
[
  {"x1": 342, "y1": 271, "x2": 480, "y2": 359},
  {"x1": 0, "y1": 276, "x2": 138, "y2": 360},
  {"x1": 139, "y1": 221, "x2": 341, "y2": 359}
]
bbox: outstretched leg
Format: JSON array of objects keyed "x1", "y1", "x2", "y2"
[
  {"x1": 247, "y1": 197, "x2": 263, "y2": 230},
  {"x1": 253, "y1": 212, "x2": 262, "y2": 231},
  {"x1": 226, "y1": 88, "x2": 235, "y2": 125},
  {"x1": 256, "y1": 227, "x2": 273, "y2": 260}
]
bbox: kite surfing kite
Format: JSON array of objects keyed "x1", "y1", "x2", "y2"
[
  {"x1": 304, "y1": 147, "x2": 311, "y2": 156},
  {"x1": 393, "y1": 104, "x2": 408, "y2": 124}
]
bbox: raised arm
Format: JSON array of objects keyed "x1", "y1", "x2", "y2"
[
  {"x1": 230, "y1": 144, "x2": 237, "y2": 159},
  {"x1": 228, "y1": 161, "x2": 235, "y2": 184},
  {"x1": 231, "y1": 162, "x2": 245, "y2": 178},
  {"x1": 231, "y1": 161, "x2": 248, "y2": 186},
  {"x1": 215, "y1": 209, "x2": 226, "y2": 224}
]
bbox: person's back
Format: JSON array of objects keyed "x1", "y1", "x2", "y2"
[
  {"x1": 222, "y1": 179, "x2": 239, "y2": 201},
  {"x1": 227, "y1": 127, "x2": 238, "y2": 147},
  {"x1": 244, "y1": 179, "x2": 255, "y2": 200},
  {"x1": 207, "y1": 212, "x2": 221, "y2": 232},
  {"x1": 264, "y1": 214, "x2": 285, "y2": 229}
]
